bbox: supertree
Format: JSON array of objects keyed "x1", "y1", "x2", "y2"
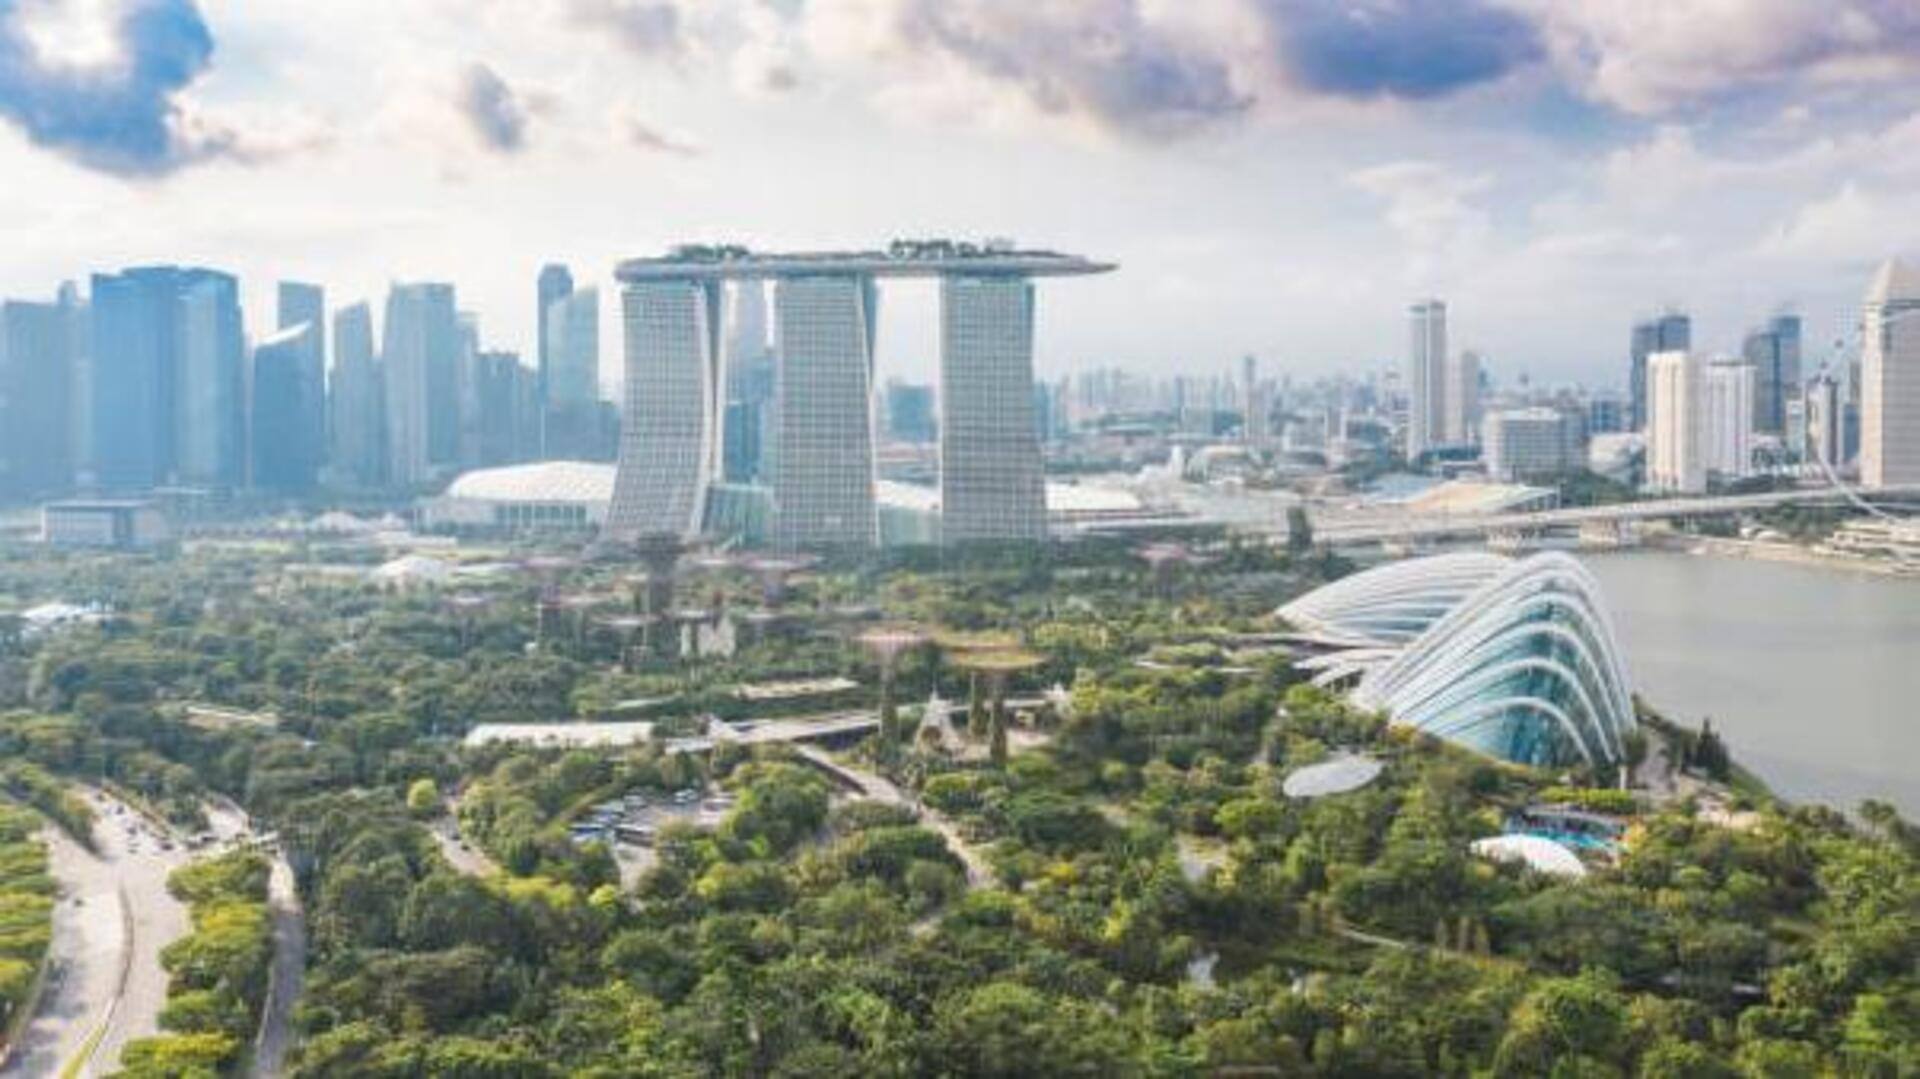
[{"x1": 857, "y1": 624, "x2": 930, "y2": 757}]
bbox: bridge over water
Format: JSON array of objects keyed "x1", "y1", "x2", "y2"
[{"x1": 1287, "y1": 484, "x2": 1920, "y2": 547}]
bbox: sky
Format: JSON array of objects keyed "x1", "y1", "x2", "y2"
[{"x1": 1, "y1": 0, "x2": 1919, "y2": 392}]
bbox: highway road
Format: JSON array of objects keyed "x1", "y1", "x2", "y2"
[{"x1": 3, "y1": 789, "x2": 190, "y2": 1079}]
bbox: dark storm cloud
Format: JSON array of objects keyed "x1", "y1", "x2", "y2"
[
  {"x1": 0, "y1": 0, "x2": 230, "y2": 176},
  {"x1": 1258, "y1": 0, "x2": 1544, "y2": 100}
]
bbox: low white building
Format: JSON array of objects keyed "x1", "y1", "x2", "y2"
[
  {"x1": 422, "y1": 461, "x2": 614, "y2": 533},
  {"x1": 42, "y1": 500, "x2": 170, "y2": 549},
  {"x1": 1483, "y1": 407, "x2": 1572, "y2": 481}
]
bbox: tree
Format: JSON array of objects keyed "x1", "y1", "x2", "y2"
[
  {"x1": 1286, "y1": 506, "x2": 1314, "y2": 555},
  {"x1": 406, "y1": 777, "x2": 442, "y2": 818},
  {"x1": 1690, "y1": 719, "x2": 1731, "y2": 781}
]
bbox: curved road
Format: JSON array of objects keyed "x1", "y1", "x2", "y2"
[
  {"x1": 793, "y1": 747, "x2": 993, "y2": 888},
  {"x1": 249, "y1": 854, "x2": 304, "y2": 1078},
  {"x1": 3, "y1": 790, "x2": 190, "y2": 1079}
]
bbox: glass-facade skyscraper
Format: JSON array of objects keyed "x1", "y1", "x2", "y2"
[
  {"x1": 381, "y1": 282, "x2": 460, "y2": 487},
  {"x1": 0, "y1": 292, "x2": 80, "y2": 502},
  {"x1": 328, "y1": 302, "x2": 384, "y2": 488},
  {"x1": 1630, "y1": 311, "x2": 1691, "y2": 432},
  {"x1": 1742, "y1": 314, "x2": 1801, "y2": 435},
  {"x1": 251, "y1": 322, "x2": 320, "y2": 492},
  {"x1": 89, "y1": 266, "x2": 242, "y2": 492}
]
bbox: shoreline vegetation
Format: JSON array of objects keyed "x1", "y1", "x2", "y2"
[{"x1": 0, "y1": 536, "x2": 1913, "y2": 1075}]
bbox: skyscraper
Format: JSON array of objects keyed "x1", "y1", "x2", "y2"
[
  {"x1": 89, "y1": 268, "x2": 182, "y2": 491},
  {"x1": 606, "y1": 243, "x2": 1111, "y2": 548},
  {"x1": 543, "y1": 287, "x2": 601, "y2": 458},
  {"x1": 1703, "y1": 359, "x2": 1755, "y2": 481},
  {"x1": 276, "y1": 282, "x2": 326, "y2": 490},
  {"x1": 941, "y1": 275, "x2": 1044, "y2": 544},
  {"x1": 381, "y1": 283, "x2": 461, "y2": 487},
  {"x1": 1646, "y1": 350, "x2": 1705, "y2": 493},
  {"x1": 536, "y1": 263, "x2": 573, "y2": 418},
  {"x1": 1406, "y1": 300, "x2": 1446, "y2": 458},
  {"x1": 1807, "y1": 375, "x2": 1842, "y2": 470},
  {"x1": 476, "y1": 350, "x2": 538, "y2": 466},
  {"x1": 0, "y1": 294, "x2": 78, "y2": 501},
  {"x1": 723, "y1": 282, "x2": 776, "y2": 481},
  {"x1": 1444, "y1": 349, "x2": 1481, "y2": 446},
  {"x1": 251, "y1": 322, "x2": 320, "y2": 492},
  {"x1": 884, "y1": 380, "x2": 936, "y2": 444},
  {"x1": 606, "y1": 279, "x2": 723, "y2": 541},
  {"x1": 772, "y1": 275, "x2": 878, "y2": 550},
  {"x1": 328, "y1": 302, "x2": 384, "y2": 488},
  {"x1": 1630, "y1": 311, "x2": 1690, "y2": 431},
  {"x1": 175, "y1": 271, "x2": 246, "y2": 488},
  {"x1": 1742, "y1": 314, "x2": 1801, "y2": 435},
  {"x1": 1861, "y1": 258, "x2": 1920, "y2": 489}
]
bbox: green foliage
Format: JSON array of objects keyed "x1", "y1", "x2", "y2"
[
  {"x1": 0, "y1": 802, "x2": 53, "y2": 1033},
  {"x1": 405, "y1": 777, "x2": 441, "y2": 818},
  {"x1": 1536, "y1": 785, "x2": 1638, "y2": 814},
  {"x1": 124, "y1": 849, "x2": 274, "y2": 1074},
  {"x1": 1, "y1": 544, "x2": 1914, "y2": 1077}
]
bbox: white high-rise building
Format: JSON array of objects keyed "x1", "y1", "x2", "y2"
[
  {"x1": 1444, "y1": 349, "x2": 1481, "y2": 445},
  {"x1": 771, "y1": 275, "x2": 878, "y2": 550},
  {"x1": 1646, "y1": 349, "x2": 1706, "y2": 494},
  {"x1": 1407, "y1": 299, "x2": 1446, "y2": 458},
  {"x1": 1702, "y1": 359, "x2": 1755, "y2": 481},
  {"x1": 605, "y1": 280, "x2": 722, "y2": 540},
  {"x1": 940, "y1": 275, "x2": 1044, "y2": 544},
  {"x1": 1862, "y1": 258, "x2": 1920, "y2": 489}
]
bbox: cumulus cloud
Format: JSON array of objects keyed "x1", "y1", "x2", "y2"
[
  {"x1": 1255, "y1": 0, "x2": 1542, "y2": 101},
  {"x1": 611, "y1": 104, "x2": 699, "y2": 156},
  {"x1": 0, "y1": 0, "x2": 249, "y2": 176},
  {"x1": 567, "y1": 0, "x2": 685, "y2": 57},
  {"x1": 1350, "y1": 160, "x2": 1493, "y2": 283},
  {"x1": 806, "y1": 0, "x2": 1250, "y2": 139},
  {"x1": 458, "y1": 62, "x2": 530, "y2": 153},
  {"x1": 1513, "y1": 0, "x2": 1920, "y2": 115},
  {"x1": 1757, "y1": 182, "x2": 1920, "y2": 263}
]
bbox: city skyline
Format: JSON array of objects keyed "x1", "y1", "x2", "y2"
[{"x1": 1, "y1": 2, "x2": 1918, "y2": 385}]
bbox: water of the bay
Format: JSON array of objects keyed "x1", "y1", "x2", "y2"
[{"x1": 1583, "y1": 550, "x2": 1920, "y2": 818}]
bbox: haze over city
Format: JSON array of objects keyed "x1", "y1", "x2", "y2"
[
  {"x1": 3, "y1": 0, "x2": 1919, "y2": 381},
  {"x1": 1, "y1": 5, "x2": 1918, "y2": 1078}
]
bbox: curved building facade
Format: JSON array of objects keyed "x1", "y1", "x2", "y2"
[
  {"x1": 1280, "y1": 551, "x2": 1506, "y2": 646},
  {"x1": 1283, "y1": 552, "x2": 1636, "y2": 769},
  {"x1": 605, "y1": 280, "x2": 723, "y2": 541}
]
